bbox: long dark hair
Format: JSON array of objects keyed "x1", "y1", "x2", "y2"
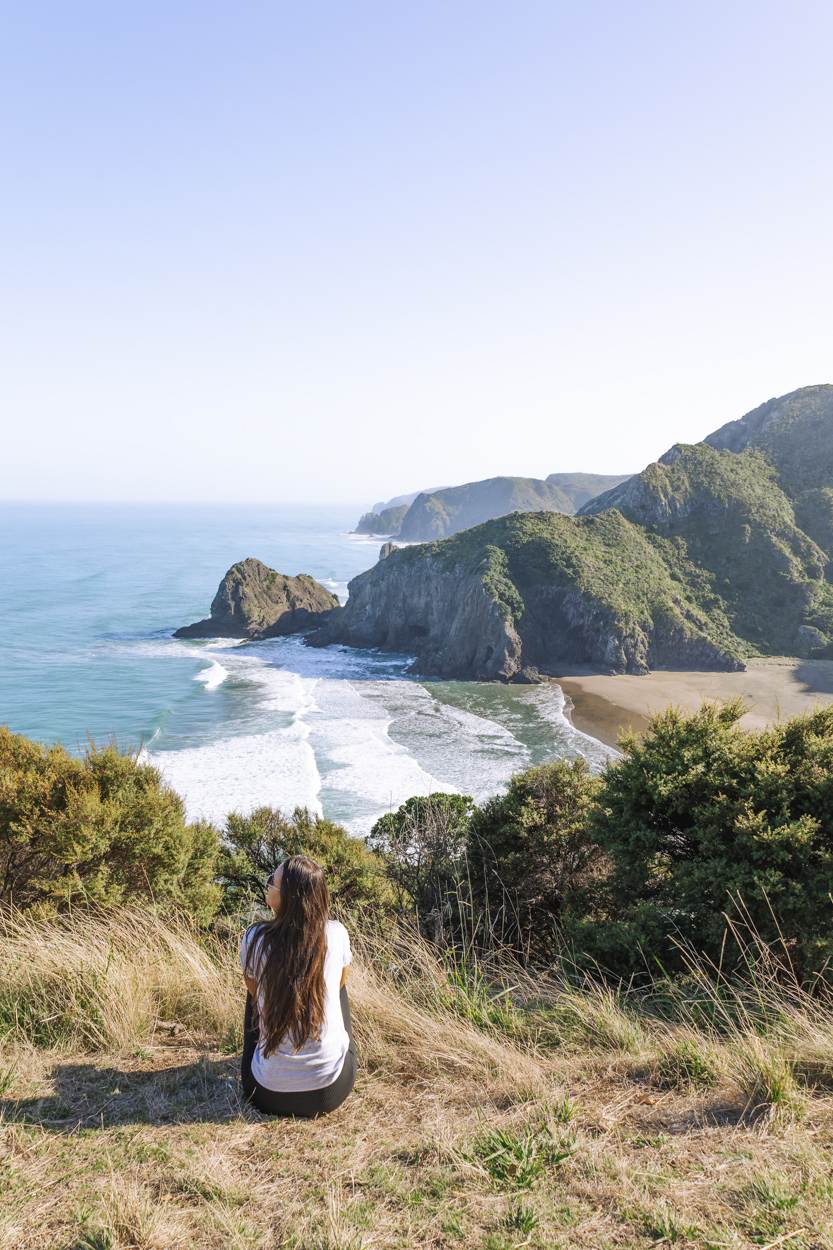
[{"x1": 251, "y1": 855, "x2": 330, "y2": 1054}]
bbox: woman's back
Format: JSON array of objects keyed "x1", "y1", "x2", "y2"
[{"x1": 240, "y1": 916, "x2": 352, "y2": 1092}]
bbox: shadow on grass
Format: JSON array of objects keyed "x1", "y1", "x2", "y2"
[{"x1": 0, "y1": 1055, "x2": 248, "y2": 1130}]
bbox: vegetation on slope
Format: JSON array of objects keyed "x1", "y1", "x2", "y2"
[
  {"x1": 705, "y1": 382, "x2": 833, "y2": 500},
  {"x1": 0, "y1": 727, "x2": 219, "y2": 920},
  {"x1": 354, "y1": 504, "x2": 409, "y2": 534},
  {"x1": 344, "y1": 388, "x2": 833, "y2": 672},
  {"x1": 4, "y1": 883, "x2": 833, "y2": 1246},
  {"x1": 4, "y1": 706, "x2": 833, "y2": 1245},
  {"x1": 6, "y1": 694, "x2": 833, "y2": 976},
  {"x1": 582, "y1": 443, "x2": 833, "y2": 653},
  {"x1": 378, "y1": 507, "x2": 746, "y2": 673}
]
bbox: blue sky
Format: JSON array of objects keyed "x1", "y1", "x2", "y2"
[{"x1": 2, "y1": 1, "x2": 832, "y2": 504}]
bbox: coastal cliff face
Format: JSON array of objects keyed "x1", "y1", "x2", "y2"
[
  {"x1": 326, "y1": 385, "x2": 833, "y2": 682},
  {"x1": 311, "y1": 512, "x2": 746, "y2": 678},
  {"x1": 314, "y1": 549, "x2": 523, "y2": 679},
  {"x1": 396, "y1": 477, "x2": 576, "y2": 542},
  {"x1": 175, "y1": 558, "x2": 338, "y2": 640},
  {"x1": 354, "y1": 505, "x2": 408, "y2": 535}
]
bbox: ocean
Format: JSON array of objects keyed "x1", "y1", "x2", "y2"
[{"x1": 0, "y1": 503, "x2": 613, "y2": 834}]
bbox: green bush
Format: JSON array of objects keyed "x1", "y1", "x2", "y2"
[
  {"x1": 585, "y1": 702, "x2": 833, "y2": 976},
  {"x1": 0, "y1": 727, "x2": 220, "y2": 921},
  {"x1": 368, "y1": 793, "x2": 474, "y2": 938},
  {"x1": 467, "y1": 759, "x2": 602, "y2": 958},
  {"x1": 218, "y1": 805, "x2": 395, "y2": 916}
]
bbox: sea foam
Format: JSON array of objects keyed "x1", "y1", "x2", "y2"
[{"x1": 193, "y1": 659, "x2": 228, "y2": 689}]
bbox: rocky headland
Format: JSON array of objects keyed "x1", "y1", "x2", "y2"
[
  {"x1": 355, "y1": 472, "x2": 630, "y2": 541},
  {"x1": 319, "y1": 386, "x2": 833, "y2": 681},
  {"x1": 354, "y1": 504, "x2": 409, "y2": 535},
  {"x1": 174, "y1": 558, "x2": 338, "y2": 640},
  {"x1": 310, "y1": 511, "x2": 746, "y2": 679}
]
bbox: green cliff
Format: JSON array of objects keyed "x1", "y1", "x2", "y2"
[
  {"x1": 321, "y1": 386, "x2": 833, "y2": 678},
  {"x1": 311, "y1": 511, "x2": 745, "y2": 678}
]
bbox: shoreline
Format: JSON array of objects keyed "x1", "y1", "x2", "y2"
[{"x1": 554, "y1": 657, "x2": 833, "y2": 749}]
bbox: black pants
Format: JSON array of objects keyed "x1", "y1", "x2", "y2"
[{"x1": 241, "y1": 986, "x2": 356, "y2": 1117}]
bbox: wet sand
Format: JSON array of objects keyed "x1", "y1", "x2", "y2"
[{"x1": 556, "y1": 657, "x2": 833, "y2": 748}]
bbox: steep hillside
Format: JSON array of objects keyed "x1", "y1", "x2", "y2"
[
  {"x1": 704, "y1": 383, "x2": 833, "y2": 494},
  {"x1": 580, "y1": 443, "x2": 832, "y2": 653},
  {"x1": 311, "y1": 510, "x2": 745, "y2": 678},
  {"x1": 396, "y1": 477, "x2": 576, "y2": 542},
  {"x1": 545, "y1": 471, "x2": 632, "y2": 510},
  {"x1": 355, "y1": 504, "x2": 409, "y2": 534},
  {"x1": 704, "y1": 384, "x2": 833, "y2": 560},
  {"x1": 335, "y1": 387, "x2": 833, "y2": 679}
]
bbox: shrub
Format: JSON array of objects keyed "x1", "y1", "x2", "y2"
[
  {"x1": 587, "y1": 702, "x2": 833, "y2": 976},
  {"x1": 368, "y1": 793, "x2": 474, "y2": 938},
  {"x1": 0, "y1": 727, "x2": 220, "y2": 921},
  {"x1": 467, "y1": 759, "x2": 603, "y2": 958},
  {"x1": 217, "y1": 805, "x2": 395, "y2": 916}
]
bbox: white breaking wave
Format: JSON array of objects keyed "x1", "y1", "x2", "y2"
[
  {"x1": 193, "y1": 659, "x2": 228, "y2": 689},
  {"x1": 149, "y1": 721, "x2": 322, "y2": 825},
  {"x1": 132, "y1": 627, "x2": 616, "y2": 834},
  {"x1": 309, "y1": 679, "x2": 457, "y2": 832}
]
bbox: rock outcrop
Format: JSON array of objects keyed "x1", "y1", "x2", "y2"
[
  {"x1": 175, "y1": 558, "x2": 338, "y2": 640},
  {"x1": 310, "y1": 511, "x2": 746, "y2": 679},
  {"x1": 354, "y1": 505, "x2": 409, "y2": 535}
]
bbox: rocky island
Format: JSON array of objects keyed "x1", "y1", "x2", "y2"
[{"x1": 175, "y1": 558, "x2": 338, "y2": 640}]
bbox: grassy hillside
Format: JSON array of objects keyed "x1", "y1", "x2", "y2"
[
  {"x1": 327, "y1": 507, "x2": 746, "y2": 676},
  {"x1": 335, "y1": 390, "x2": 833, "y2": 674},
  {"x1": 3, "y1": 907, "x2": 833, "y2": 1249},
  {"x1": 436, "y1": 508, "x2": 744, "y2": 661},
  {"x1": 581, "y1": 443, "x2": 833, "y2": 653},
  {"x1": 705, "y1": 383, "x2": 833, "y2": 500}
]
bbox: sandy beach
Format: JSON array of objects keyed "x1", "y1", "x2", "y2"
[{"x1": 557, "y1": 656, "x2": 833, "y2": 748}]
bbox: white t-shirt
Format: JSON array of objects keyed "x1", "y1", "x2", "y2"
[{"x1": 240, "y1": 917, "x2": 352, "y2": 1092}]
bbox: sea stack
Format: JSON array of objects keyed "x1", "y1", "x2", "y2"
[{"x1": 175, "y1": 557, "x2": 339, "y2": 640}]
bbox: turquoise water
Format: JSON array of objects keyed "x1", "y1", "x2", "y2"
[{"x1": 0, "y1": 503, "x2": 612, "y2": 833}]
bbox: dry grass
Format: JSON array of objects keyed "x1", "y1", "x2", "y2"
[{"x1": 1, "y1": 910, "x2": 833, "y2": 1249}]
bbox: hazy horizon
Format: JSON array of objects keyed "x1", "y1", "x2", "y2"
[{"x1": 2, "y1": 2, "x2": 832, "y2": 505}]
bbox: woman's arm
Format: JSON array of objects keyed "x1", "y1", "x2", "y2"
[
  {"x1": 340, "y1": 965, "x2": 350, "y2": 989},
  {"x1": 243, "y1": 974, "x2": 257, "y2": 997}
]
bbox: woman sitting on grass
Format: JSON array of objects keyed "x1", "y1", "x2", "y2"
[{"x1": 240, "y1": 855, "x2": 355, "y2": 1117}]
